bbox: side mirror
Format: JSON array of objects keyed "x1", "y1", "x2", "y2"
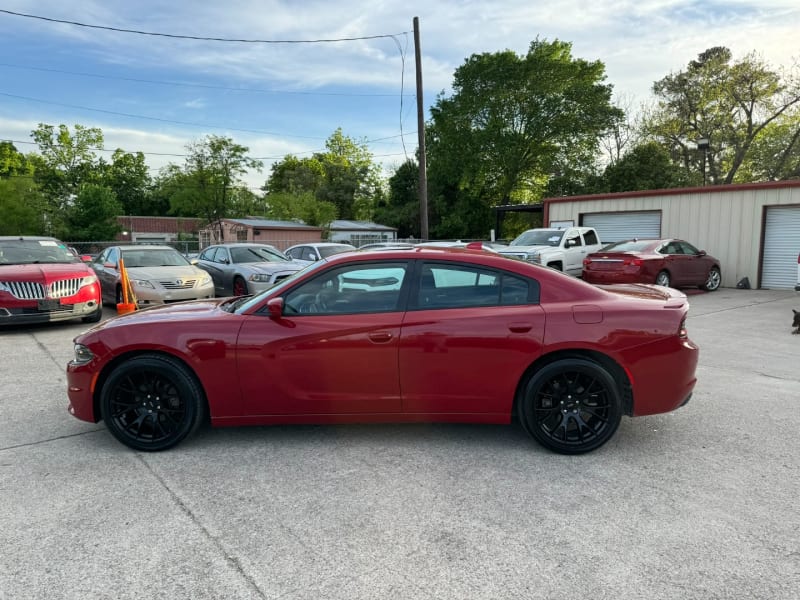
[
  {"x1": 80, "y1": 255, "x2": 92, "y2": 263},
  {"x1": 190, "y1": 258, "x2": 200, "y2": 265},
  {"x1": 566, "y1": 238, "x2": 578, "y2": 247},
  {"x1": 697, "y1": 250, "x2": 707, "y2": 257},
  {"x1": 266, "y1": 297, "x2": 284, "y2": 318}
]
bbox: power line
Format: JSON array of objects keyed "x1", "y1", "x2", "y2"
[
  {"x1": 0, "y1": 9, "x2": 410, "y2": 43},
  {"x1": 0, "y1": 62, "x2": 415, "y2": 98}
]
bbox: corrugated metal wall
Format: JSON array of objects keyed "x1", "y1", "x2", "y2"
[{"x1": 545, "y1": 184, "x2": 800, "y2": 289}]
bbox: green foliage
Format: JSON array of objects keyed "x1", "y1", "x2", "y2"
[
  {"x1": 0, "y1": 177, "x2": 46, "y2": 235},
  {"x1": 592, "y1": 142, "x2": 691, "y2": 192},
  {"x1": 62, "y1": 184, "x2": 122, "y2": 241},
  {"x1": 265, "y1": 191, "x2": 337, "y2": 228},
  {"x1": 426, "y1": 38, "x2": 621, "y2": 238},
  {"x1": 645, "y1": 47, "x2": 800, "y2": 184},
  {"x1": 264, "y1": 128, "x2": 381, "y2": 221},
  {"x1": 165, "y1": 135, "x2": 263, "y2": 240},
  {"x1": 374, "y1": 160, "x2": 421, "y2": 238},
  {"x1": 0, "y1": 142, "x2": 33, "y2": 178},
  {"x1": 101, "y1": 149, "x2": 157, "y2": 215}
]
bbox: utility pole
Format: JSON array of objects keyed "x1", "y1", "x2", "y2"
[{"x1": 413, "y1": 16, "x2": 429, "y2": 240}]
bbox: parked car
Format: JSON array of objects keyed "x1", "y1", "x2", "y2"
[
  {"x1": 358, "y1": 242, "x2": 415, "y2": 250},
  {"x1": 196, "y1": 243, "x2": 307, "y2": 296},
  {"x1": 67, "y1": 246, "x2": 698, "y2": 454},
  {"x1": 0, "y1": 236, "x2": 102, "y2": 325},
  {"x1": 582, "y1": 239, "x2": 722, "y2": 291},
  {"x1": 284, "y1": 242, "x2": 356, "y2": 263},
  {"x1": 498, "y1": 227, "x2": 603, "y2": 276},
  {"x1": 91, "y1": 245, "x2": 214, "y2": 306}
]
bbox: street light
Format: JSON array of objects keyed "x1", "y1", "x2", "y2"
[{"x1": 697, "y1": 137, "x2": 710, "y2": 185}]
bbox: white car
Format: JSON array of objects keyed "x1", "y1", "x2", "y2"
[
  {"x1": 284, "y1": 242, "x2": 356, "y2": 264},
  {"x1": 92, "y1": 245, "x2": 214, "y2": 306}
]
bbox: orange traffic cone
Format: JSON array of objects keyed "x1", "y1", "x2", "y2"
[{"x1": 116, "y1": 257, "x2": 138, "y2": 315}]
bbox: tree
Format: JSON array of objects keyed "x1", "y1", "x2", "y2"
[
  {"x1": 101, "y1": 149, "x2": 157, "y2": 215},
  {"x1": 645, "y1": 47, "x2": 800, "y2": 184},
  {"x1": 61, "y1": 184, "x2": 122, "y2": 241},
  {"x1": 426, "y1": 39, "x2": 622, "y2": 238},
  {"x1": 265, "y1": 191, "x2": 337, "y2": 228},
  {"x1": 166, "y1": 135, "x2": 263, "y2": 241},
  {"x1": 375, "y1": 160, "x2": 421, "y2": 238},
  {"x1": 593, "y1": 142, "x2": 690, "y2": 193},
  {"x1": 264, "y1": 129, "x2": 382, "y2": 221},
  {"x1": 0, "y1": 141, "x2": 32, "y2": 178},
  {"x1": 0, "y1": 177, "x2": 46, "y2": 235}
]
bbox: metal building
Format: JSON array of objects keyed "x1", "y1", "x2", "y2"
[{"x1": 542, "y1": 181, "x2": 800, "y2": 289}]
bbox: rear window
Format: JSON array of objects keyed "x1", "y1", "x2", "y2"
[
  {"x1": 599, "y1": 240, "x2": 654, "y2": 252},
  {"x1": 0, "y1": 239, "x2": 79, "y2": 265}
]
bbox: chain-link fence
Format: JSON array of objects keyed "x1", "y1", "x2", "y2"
[{"x1": 65, "y1": 240, "x2": 202, "y2": 259}]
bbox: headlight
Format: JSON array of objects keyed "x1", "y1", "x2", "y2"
[
  {"x1": 80, "y1": 274, "x2": 98, "y2": 287},
  {"x1": 248, "y1": 274, "x2": 272, "y2": 282},
  {"x1": 133, "y1": 279, "x2": 155, "y2": 289},
  {"x1": 199, "y1": 276, "x2": 211, "y2": 286},
  {"x1": 526, "y1": 253, "x2": 540, "y2": 263},
  {"x1": 73, "y1": 343, "x2": 94, "y2": 364}
]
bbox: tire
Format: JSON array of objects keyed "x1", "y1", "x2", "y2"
[
  {"x1": 100, "y1": 354, "x2": 206, "y2": 451},
  {"x1": 655, "y1": 270, "x2": 671, "y2": 287},
  {"x1": 233, "y1": 276, "x2": 248, "y2": 296},
  {"x1": 115, "y1": 285, "x2": 123, "y2": 305},
  {"x1": 518, "y1": 358, "x2": 622, "y2": 454},
  {"x1": 81, "y1": 307, "x2": 103, "y2": 323},
  {"x1": 548, "y1": 262, "x2": 563, "y2": 271},
  {"x1": 702, "y1": 267, "x2": 721, "y2": 291}
]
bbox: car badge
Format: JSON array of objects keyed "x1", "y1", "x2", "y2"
[{"x1": 176, "y1": 279, "x2": 183, "y2": 285}]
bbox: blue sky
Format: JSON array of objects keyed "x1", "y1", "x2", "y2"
[{"x1": 0, "y1": 1, "x2": 798, "y2": 191}]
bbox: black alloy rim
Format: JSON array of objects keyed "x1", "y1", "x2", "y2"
[
  {"x1": 233, "y1": 279, "x2": 247, "y2": 296},
  {"x1": 533, "y1": 370, "x2": 611, "y2": 446},
  {"x1": 109, "y1": 370, "x2": 186, "y2": 443}
]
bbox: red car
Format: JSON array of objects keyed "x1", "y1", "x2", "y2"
[
  {"x1": 0, "y1": 236, "x2": 102, "y2": 325},
  {"x1": 582, "y1": 239, "x2": 722, "y2": 291},
  {"x1": 67, "y1": 247, "x2": 698, "y2": 454}
]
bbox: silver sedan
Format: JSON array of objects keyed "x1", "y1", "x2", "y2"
[{"x1": 196, "y1": 243, "x2": 307, "y2": 296}]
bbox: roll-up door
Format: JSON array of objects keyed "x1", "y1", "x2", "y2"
[
  {"x1": 580, "y1": 211, "x2": 661, "y2": 244},
  {"x1": 761, "y1": 206, "x2": 800, "y2": 289}
]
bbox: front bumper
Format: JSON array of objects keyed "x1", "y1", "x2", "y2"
[
  {"x1": 66, "y1": 360, "x2": 101, "y2": 423},
  {"x1": 134, "y1": 282, "x2": 215, "y2": 305},
  {"x1": 0, "y1": 299, "x2": 100, "y2": 325}
]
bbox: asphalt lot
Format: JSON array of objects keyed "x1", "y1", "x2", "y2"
[{"x1": 1, "y1": 289, "x2": 799, "y2": 600}]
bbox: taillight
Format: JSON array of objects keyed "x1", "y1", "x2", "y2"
[
  {"x1": 583, "y1": 258, "x2": 591, "y2": 267},
  {"x1": 623, "y1": 258, "x2": 643, "y2": 267},
  {"x1": 678, "y1": 319, "x2": 688, "y2": 339}
]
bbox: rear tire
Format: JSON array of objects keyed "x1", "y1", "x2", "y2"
[
  {"x1": 518, "y1": 359, "x2": 622, "y2": 454},
  {"x1": 655, "y1": 270, "x2": 671, "y2": 287}
]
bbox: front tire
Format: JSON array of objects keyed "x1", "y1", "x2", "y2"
[
  {"x1": 100, "y1": 354, "x2": 206, "y2": 451},
  {"x1": 702, "y1": 267, "x2": 721, "y2": 291},
  {"x1": 518, "y1": 359, "x2": 622, "y2": 454},
  {"x1": 233, "y1": 276, "x2": 248, "y2": 296}
]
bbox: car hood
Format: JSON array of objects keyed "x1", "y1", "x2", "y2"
[
  {"x1": 126, "y1": 265, "x2": 208, "y2": 280},
  {"x1": 241, "y1": 260, "x2": 305, "y2": 274},
  {"x1": 0, "y1": 262, "x2": 93, "y2": 282},
  {"x1": 92, "y1": 298, "x2": 230, "y2": 332},
  {"x1": 499, "y1": 245, "x2": 552, "y2": 253}
]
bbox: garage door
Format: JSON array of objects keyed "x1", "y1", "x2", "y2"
[
  {"x1": 761, "y1": 206, "x2": 800, "y2": 289},
  {"x1": 581, "y1": 211, "x2": 662, "y2": 244}
]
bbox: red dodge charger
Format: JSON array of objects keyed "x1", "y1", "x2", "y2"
[{"x1": 67, "y1": 246, "x2": 698, "y2": 454}]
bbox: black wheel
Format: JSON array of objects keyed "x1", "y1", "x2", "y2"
[
  {"x1": 233, "y1": 276, "x2": 248, "y2": 296},
  {"x1": 518, "y1": 359, "x2": 622, "y2": 454},
  {"x1": 655, "y1": 270, "x2": 671, "y2": 287},
  {"x1": 702, "y1": 267, "x2": 721, "y2": 291},
  {"x1": 100, "y1": 354, "x2": 205, "y2": 451},
  {"x1": 82, "y1": 307, "x2": 103, "y2": 323}
]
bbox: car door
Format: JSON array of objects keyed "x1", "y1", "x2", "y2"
[
  {"x1": 676, "y1": 241, "x2": 708, "y2": 284},
  {"x1": 660, "y1": 241, "x2": 692, "y2": 286},
  {"x1": 92, "y1": 247, "x2": 120, "y2": 304},
  {"x1": 563, "y1": 229, "x2": 586, "y2": 276},
  {"x1": 236, "y1": 261, "x2": 410, "y2": 415},
  {"x1": 197, "y1": 247, "x2": 226, "y2": 295},
  {"x1": 398, "y1": 261, "x2": 545, "y2": 416}
]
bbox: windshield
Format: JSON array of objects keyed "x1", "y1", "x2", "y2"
[
  {"x1": 599, "y1": 240, "x2": 655, "y2": 252},
  {"x1": 121, "y1": 248, "x2": 190, "y2": 268},
  {"x1": 0, "y1": 239, "x2": 80, "y2": 265},
  {"x1": 509, "y1": 230, "x2": 564, "y2": 247},
  {"x1": 233, "y1": 259, "x2": 328, "y2": 313},
  {"x1": 319, "y1": 245, "x2": 356, "y2": 258},
  {"x1": 230, "y1": 246, "x2": 290, "y2": 264}
]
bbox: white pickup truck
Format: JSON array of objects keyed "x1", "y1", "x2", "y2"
[{"x1": 498, "y1": 227, "x2": 603, "y2": 276}]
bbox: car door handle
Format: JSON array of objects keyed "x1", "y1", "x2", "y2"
[
  {"x1": 508, "y1": 323, "x2": 532, "y2": 333},
  {"x1": 368, "y1": 332, "x2": 393, "y2": 343}
]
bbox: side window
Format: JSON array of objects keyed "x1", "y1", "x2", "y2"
[
  {"x1": 583, "y1": 230, "x2": 599, "y2": 246},
  {"x1": 282, "y1": 262, "x2": 408, "y2": 315},
  {"x1": 199, "y1": 247, "x2": 217, "y2": 262},
  {"x1": 304, "y1": 248, "x2": 318, "y2": 261},
  {"x1": 106, "y1": 248, "x2": 119, "y2": 266},
  {"x1": 677, "y1": 241, "x2": 699, "y2": 255},
  {"x1": 216, "y1": 248, "x2": 230, "y2": 264},
  {"x1": 285, "y1": 247, "x2": 300, "y2": 259},
  {"x1": 416, "y1": 263, "x2": 533, "y2": 309},
  {"x1": 662, "y1": 242, "x2": 681, "y2": 255}
]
